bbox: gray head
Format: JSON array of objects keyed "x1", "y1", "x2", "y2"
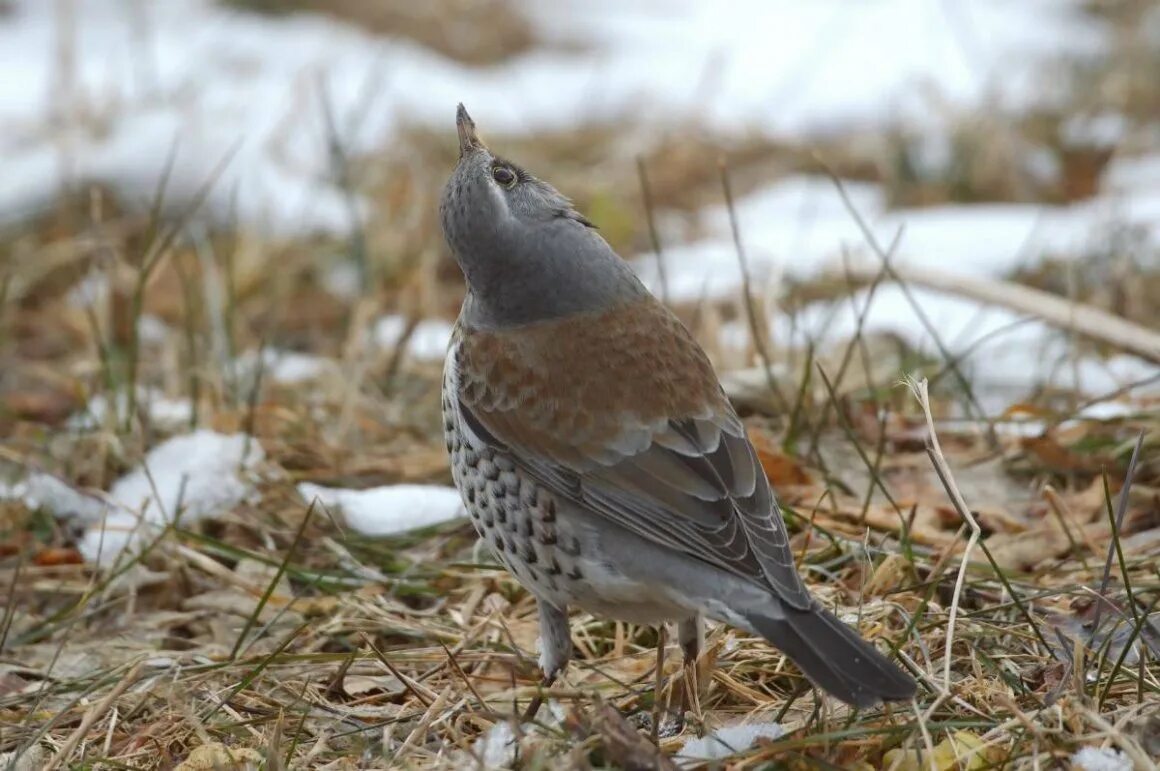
[{"x1": 440, "y1": 104, "x2": 646, "y2": 329}]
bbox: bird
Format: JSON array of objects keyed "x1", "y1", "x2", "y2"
[{"x1": 439, "y1": 103, "x2": 916, "y2": 713}]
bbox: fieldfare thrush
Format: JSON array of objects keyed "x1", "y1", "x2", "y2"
[{"x1": 439, "y1": 103, "x2": 916, "y2": 711}]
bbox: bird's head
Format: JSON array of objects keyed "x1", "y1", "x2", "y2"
[
  {"x1": 439, "y1": 104, "x2": 643, "y2": 328},
  {"x1": 441, "y1": 104, "x2": 588, "y2": 257}
]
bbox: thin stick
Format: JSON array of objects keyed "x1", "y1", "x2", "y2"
[
  {"x1": 636, "y1": 156, "x2": 669, "y2": 305},
  {"x1": 806, "y1": 230, "x2": 903, "y2": 458},
  {"x1": 907, "y1": 377, "x2": 981, "y2": 690},
  {"x1": 651, "y1": 625, "x2": 666, "y2": 745},
  {"x1": 838, "y1": 262, "x2": 1160, "y2": 364},
  {"x1": 821, "y1": 163, "x2": 998, "y2": 445},
  {"x1": 46, "y1": 660, "x2": 144, "y2": 770},
  {"x1": 1089, "y1": 432, "x2": 1146, "y2": 638},
  {"x1": 719, "y1": 158, "x2": 790, "y2": 415}
]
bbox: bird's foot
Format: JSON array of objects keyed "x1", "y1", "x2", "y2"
[
  {"x1": 627, "y1": 705, "x2": 686, "y2": 738},
  {"x1": 521, "y1": 672, "x2": 557, "y2": 722}
]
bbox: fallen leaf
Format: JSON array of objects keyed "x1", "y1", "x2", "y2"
[
  {"x1": 33, "y1": 547, "x2": 84, "y2": 567},
  {"x1": 1023, "y1": 661, "x2": 1067, "y2": 695},
  {"x1": 0, "y1": 672, "x2": 29, "y2": 698},
  {"x1": 1021, "y1": 436, "x2": 1103, "y2": 474},
  {"x1": 864, "y1": 553, "x2": 912, "y2": 596},
  {"x1": 568, "y1": 702, "x2": 679, "y2": 771},
  {"x1": 174, "y1": 743, "x2": 262, "y2": 771},
  {"x1": 1046, "y1": 594, "x2": 1160, "y2": 665},
  {"x1": 883, "y1": 730, "x2": 993, "y2": 770},
  {"x1": 749, "y1": 430, "x2": 813, "y2": 487},
  {"x1": 987, "y1": 527, "x2": 1071, "y2": 572}
]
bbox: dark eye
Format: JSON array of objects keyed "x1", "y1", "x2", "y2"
[{"x1": 491, "y1": 165, "x2": 517, "y2": 188}]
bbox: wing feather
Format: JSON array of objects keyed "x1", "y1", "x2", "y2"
[{"x1": 451, "y1": 301, "x2": 811, "y2": 609}]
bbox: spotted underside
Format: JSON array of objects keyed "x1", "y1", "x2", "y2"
[{"x1": 444, "y1": 296, "x2": 812, "y2": 610}]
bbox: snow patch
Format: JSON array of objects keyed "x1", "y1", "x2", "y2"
[
  {"x1": 472, "y1": 720, "x2": 517, "y2": 769},
  {"x1": 1071, "y1": 747, "x2": 1132, "y2": 771},
  {"x1": 298, "y1": 483, "x2": 464, "y2": 536},
  {"x1": 715, "y1": 284, "x2": 1159, "y2": 412},
  {"x1": 677, "y1": 721, "x2": 785, "y2": 762},
  {"x1": 8, "y1": 473, "x2": 105, "y2": 522},
  {"x1": 82, "y1": 431, "x2": 265, "y2": 564},
  {"x1": 68, "y1": 388, "x2": 193, "y2": 432},
  {"x1": 1078, "y1": 400, "x2": 1147, "y2": 421},
  {"x1": 372, "y1": 316, "x2": 454, "y2": 361},
  {"x1": 634, "y1": 174, "x2": 1160, "y2": 304},
  {"x1": 234, "y1": 348, "x2": 336, "y2": 385},
  {"x1": 0, "y1": 0, "x2": 1105, "y2": 235},
  {"x1": 2, "y1": 431, "x2": 264, "y2": 565}
]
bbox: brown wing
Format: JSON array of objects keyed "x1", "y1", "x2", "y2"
[{"x1": 453, "y1": 299, "x2": 811, "y2": 609}]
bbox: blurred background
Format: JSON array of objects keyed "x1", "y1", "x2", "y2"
[
  {"x1": 1, "y1": 1, "x2": 1158, "y2": 767},
  {"x1": 3, "y1": 0, "x2": 1157, "y2": 419}
]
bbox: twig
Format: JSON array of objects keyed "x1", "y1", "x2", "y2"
[
  {"x1": 819, "y1": 164, "x2": 998, "y2": 446},
  {"x1": 837, "y1": 262, "x2": 1160, "y2": 364},
  {"x1": 393, "y1": 687, "x2": 452, "y2": 762},
  {"x1": 636, "y1": 156, "x2": 668, "y2": 305},
  {"x1": 719, "y1": 158, "x2": 790, "y2": 415},
  {"x1": 651, "y1": 625, "x2": 666, "y2": 746},
  {"x1": 907, "y1": 377, "x2": 982, "y2": 691},
  {"x1": 361, "y1": 633, "x2": 438, "y2": 708},
  {"x1": 1090, "y1": 432, "x2": 1146, "y2": 637},
  {"x1": 1081, "y1": 705, "x2": 1159, "y2": 771},
  {"x1": 46, "y1": 660, "x2": 144, "y2": 770}
]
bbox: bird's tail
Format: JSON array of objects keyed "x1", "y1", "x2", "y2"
[{"x1": 744, "y1": 604, "x2": 916, "y2": 708}]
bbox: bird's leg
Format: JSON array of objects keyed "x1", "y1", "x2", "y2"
[
  {"x1": 522, "y1": 601, "x2": 571, "y2": 721},
  {"x1": 651, "y1": 624, "x2": 667, "y2": 744},
  {"x1": 678, "y1": 615, "x2": 704, "y2": 722}
]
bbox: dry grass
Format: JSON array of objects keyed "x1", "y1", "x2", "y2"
[
  {"x1": 0, "y1": 167, "x2": 1157, "y2": 769},
  {"x1": 220, "y1": 0, "x2": 541, "y2": 66},
  {"x1": 3, "y1": 4, "x2": 1160, "y2": 766}
]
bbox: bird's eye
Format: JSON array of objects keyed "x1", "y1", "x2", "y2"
[{"x1": 491, "y1": 165, "x2": 517, "y2": 188}]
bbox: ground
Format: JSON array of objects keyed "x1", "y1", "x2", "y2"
[{"x1": 0, "y1": 0, "x2": 1158, "y2": 768}]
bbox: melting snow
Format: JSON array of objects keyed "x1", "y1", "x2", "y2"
[
  {"x1": 472, "y1": 721, "x2": 517, "y2": 769},
  {"x1": 711, "y1": 280, "x2": 1159, "y2": 411},
  {"x1": 83, "y1": 430, "x2": 264, "y2": 564},
  {"x1": 12, "y1": 473, "x2": 105, "y2": 523},
  {"x1": 633, "y1": 173, "x2": 1160, "y2": 304},
  {"x1": 372, "y1": 316, "x2": 454, "y2": 361},
  {"x1": 1071, "y1": 747, "x2": 1133, "y2": 771},
  {"x1": 0, "y1": 0, "x2": 1104, "y2": 234},
  {"x1": 298, "y1": 483, "x2": 464, "y2": 536},
  {"x1": 234, "y1": 348, "x2": 336, "y2": 385},
  {"x1": 677, "y1": 721, "x2": 785, "y2": 762},
  {"x1": 68, "y1": 388, "x2": 193, "y2": 432},
  {"x1": 1, "y1": 431, "x2": 267, "y2": 565}
]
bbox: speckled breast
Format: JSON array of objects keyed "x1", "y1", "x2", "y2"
[{"x1": 441, "y1": 341, "x2": 585, "y2": 608}]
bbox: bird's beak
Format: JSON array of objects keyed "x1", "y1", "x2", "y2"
[{"x1": 456, "y1": 103, "x2": 484, "y2": 158}]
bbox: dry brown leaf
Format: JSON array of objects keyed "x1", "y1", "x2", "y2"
[
  {"x1": 32, "y1": 547, "x2": 84, "y2": 567},
  {"x1": 1001, "y1": 403, "x2": 1055, "y2": 419},
  {"x1": 748, "y1": 429, "x2": 814, "y2": 487},
  {"x1": 864, "y1": 553, "x2": 912, "y2": 596},
  {"x1": 174, "y1": 743, "x2": 262, "y2": 771},
  {"x1": 987, "y1": 527, "x2": 1071, "y2": 571},
  {"x1": 2, "y1": 389, "x2": 77, "y2": 425},
  {"x1": 0, "y1": 672, "x2": 30, "y2": 698},
  {"x1": 568, "y1": 702, "x2": 679, "y2": 771},
  {"x1": 1021, "y1": 435, "x2": 1104, "y2": 473}
]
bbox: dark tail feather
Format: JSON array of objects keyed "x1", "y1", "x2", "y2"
[{"x1": 746, "y1": 604, "x2": 916, "y2": 708}]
